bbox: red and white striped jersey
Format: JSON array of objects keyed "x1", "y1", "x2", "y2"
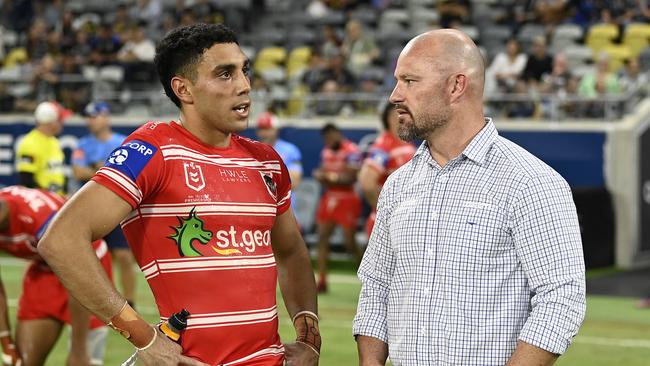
[
  {"x1": 0, "y1": 186, "x2": 108, "y2": 262},
  {"x1": 364, "y1": 132, "x2": 416, "y2": 186},
  {"x1": 319, "y1": 139, "x2": 362, "y2": 192},
  {"x1": 93, "y1": 121, "x2": 291, "y2": 366}
]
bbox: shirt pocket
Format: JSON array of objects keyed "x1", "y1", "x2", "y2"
[{"x1": 388, "y1": 198, "x2": 429, "y2": 255}]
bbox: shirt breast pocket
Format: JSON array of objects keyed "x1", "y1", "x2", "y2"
[
  {"x1": 451, "y1": 201, "x2": 511, "y2": 272},
  {"x1": 388, "y1": 198, "x2": 426, "y2": 254}
]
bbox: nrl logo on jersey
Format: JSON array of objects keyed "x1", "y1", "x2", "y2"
[{"x1": 184, "y1": 162, "x2": 205, "y2": 192}]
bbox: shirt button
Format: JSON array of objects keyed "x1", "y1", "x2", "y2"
[
  {"x1": 426, "y1": 249, "x2": 434, "y2": 258},
  {"x1": 438, "y1": 174, "x2": 448, "y2": 183},
  {"x1": 423, "y1": 287, "x2": 431, "y2": 294},
  {"x1": 420, "y1": 326, "x2": 427, "y2": 335}
]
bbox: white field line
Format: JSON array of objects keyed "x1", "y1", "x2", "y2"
[{"x1": 575, "y1": 336, "x2": 650, "y2": 349}]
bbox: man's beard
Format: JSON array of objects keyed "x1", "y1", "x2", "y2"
[{"x1": 397, "y1": 108, "x2": 450, "y2": 141}]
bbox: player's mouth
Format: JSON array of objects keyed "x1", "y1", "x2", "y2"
[
  {"x1": 394, "y1": 105, "x2": 411, "y2": 121},
  {"x1": 233, "y1": 101, "x2": 250, "y2": 118}
]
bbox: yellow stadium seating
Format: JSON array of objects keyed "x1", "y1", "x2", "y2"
[
  {"x1": 586, "y1": 23, "x2": 619, "y2": 52},
  {"x1": 624, "y1": 23, "x2": 650, "y2": 56}
]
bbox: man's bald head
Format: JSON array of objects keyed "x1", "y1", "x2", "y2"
[{"x1": 402, "y1": 29, "x2": 485, "y2": 97}]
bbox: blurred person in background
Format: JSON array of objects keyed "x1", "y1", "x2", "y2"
[
  {"x1": 341, "y1": 20, "x2": 379, "y2": 78},
  {"x1": 15, "y1": 100, "x2": 70, "y2": 195},
  {"x1": 256, "y1": 111, "x2": 303, "y2": 189},
  {"x1": 314, "y1": 123, "x2": 363, "y2": 293},
  {"x1": 522, "y1": 36, "x2": 553, "y2": 88},
  {"x1": 72, "y1": 102, "x2": 136, "y2": 309},
  {"x1": 358, "y1": 103, "x2": 415, "y2": 238},
  {"x1": 485, "y1": 38, "x2": 528, "y2": 94},
  {"x1": 0, "y1": 186, "x2": 113, "y2": 366},
  {"x1": 578, "y1": 52, "x2": 621, "y2": 118},
  {"x1": 618, "y1": 56, "x2": 647, "y2": 94}
]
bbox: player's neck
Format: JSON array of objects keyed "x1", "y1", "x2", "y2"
[{"x1": 178, "y1": 114, "x2": 231, "y2": 148}]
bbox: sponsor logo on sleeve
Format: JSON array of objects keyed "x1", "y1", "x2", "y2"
[{"x1": 104, "y1": 140, "x2": 157, "y2": 180}]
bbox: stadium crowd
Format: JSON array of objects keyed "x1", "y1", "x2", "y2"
[{"x1": 0, "y1": 0, "x2": 649, "y2": 119}]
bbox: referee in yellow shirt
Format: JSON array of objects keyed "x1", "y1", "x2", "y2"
[{"x1": 15, "y1": 101, "x2": 71, "y2": 195}]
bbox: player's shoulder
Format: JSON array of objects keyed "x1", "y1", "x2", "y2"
[
  {"x1": 126, "y1": 121, "x2": 174, "y2": 146},
  {"x1": 233, "y1": 134, "x2": 280, "y2": 161},
  {"x1": 77, "y1": 134, "x2": 96, "y2": 148}
]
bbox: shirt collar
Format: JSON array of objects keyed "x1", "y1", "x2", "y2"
[
  {"x1": 412, "y1": 118, "x2": 498, "y2": 166},
  {"x1": 461, "y1": 117, "x2": 498, "y2": 165}
]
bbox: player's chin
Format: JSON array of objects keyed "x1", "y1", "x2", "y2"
[{"x1": 229, "y1": 117, "x2": 249, "y2": 132}]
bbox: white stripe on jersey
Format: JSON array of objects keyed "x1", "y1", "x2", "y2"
[
  {"x1": 160, "y1": 145, "x2": 281, "y2": 172},
  {"x1": 121, "y1": 202, "x2": 277, "y2": 226},
  {"x1": 160, "y1": 305, "x2": 279, "y2": 330},
  {"x1": 97, "y1": 168, "x2": 143, "y2": 203},
  {"x1": 277, "y1": 191, "x2": 291, "y2": 208},
  {"x1": 220, "y1": 345, "x2": 285, "y2": 366},
  {"x1": 141, "y1": 254, "x2": 276, "y2": 280},
  {"x1": 0, "y1": 233, "x2": 35, "y2": 243}
]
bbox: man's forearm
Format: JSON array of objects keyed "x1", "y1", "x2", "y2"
[
  {"x1": 38, "y1": 227, "x2": 124, "y2": 321},
  {"x1": 506, "y1": 341, "x2": 558, "y2": 366},
  {"x1": 276, "y1": 245, "x2": 317, "y2": 316},
  {"x1": 356, "y1": 335, "x2": 388, "y2": 366}
]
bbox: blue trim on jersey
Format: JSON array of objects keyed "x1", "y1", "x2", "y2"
[
  {"x1": 35, "y1": 212, "x2": 56, "y2": 240},
  {"x1": 104, "y1": 140, "x2": 158, "y2": 181}
]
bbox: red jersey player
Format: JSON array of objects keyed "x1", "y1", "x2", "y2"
[
  {"x1": 0, "y1": 185, "x2": 112, "y2": 366},
  {"x1": 358, "y1": 103, "x2": 416, "y2": 236},
  {"x1": 38, "y1": 24, "x2": 319, "y2": 366},
  {"x1": 313, "y1": 123, "x2": 363, "y2": 293}
]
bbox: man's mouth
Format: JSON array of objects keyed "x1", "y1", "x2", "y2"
[{"x1": 233, "y1": 102, "x2": 250, "y2": 117}]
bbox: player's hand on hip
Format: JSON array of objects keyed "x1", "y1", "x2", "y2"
[
  {"x1": 284, "y1": 342, "x2": 319, "y2": 366},
  {"x1": 136, "y1": 327, "x2": 208, "y2": 366},
  {"x1": 0, "y1": 334, "x2": 21, "y2": 366}
]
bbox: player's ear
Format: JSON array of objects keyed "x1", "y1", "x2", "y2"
[{"x1": 171, "y1": 76, "x2": 193, "y2": 105}]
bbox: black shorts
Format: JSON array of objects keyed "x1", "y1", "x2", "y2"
[{"x1": 105, "y1": 226, "x2": 129, "y2": 249}]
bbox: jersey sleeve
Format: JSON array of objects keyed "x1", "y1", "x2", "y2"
[
  {"x1": 346, "y1": 144, "x2": 363, "y2": 169},
  {"x1": 15, "y1": 138, "x2": 39, "y2": 173},
  {"x1": 364, "y1": 145, "x2": 389, "y2": 174},
  {"x1": 91, "y1": 134, "x2": 162, "y2": 209}
]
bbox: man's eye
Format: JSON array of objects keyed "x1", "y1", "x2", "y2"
[{"x1": 220, "y1": 71, "x2": 232, "y2": 79}]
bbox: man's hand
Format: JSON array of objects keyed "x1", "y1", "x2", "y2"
[
  {"x1": 137, "y1": 327, "x2": 208, "y2": 366},
  {"x1": 0, "y1": 335, "x2": 20, "y2": 366},
  {"x1": 284, "y1": 342, "x2": 319, "y2": 366}
]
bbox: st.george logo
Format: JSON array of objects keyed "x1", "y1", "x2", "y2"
[
  {"x1": 108, "y1": 149, "x2": 129, "y2": 165},
  {"x1": 184, "y1": 162, "x2": 205, "y2": 192}
]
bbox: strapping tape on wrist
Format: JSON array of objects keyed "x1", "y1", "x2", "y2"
[
  {"x1": 292, "y1": 311, "x2": 321, "y2": 356},
  {"x1": 108, "y1": 302, "x2": 154, "y2": 349}
]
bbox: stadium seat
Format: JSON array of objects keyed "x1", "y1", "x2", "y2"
[
  {"x1": 564, "y1": 46, "x2": 593, "y2": 69},
  {"x1": 380, "y1": 9, "x2": 410, "y2": 26},
  {"x1": 349, "y1": 8, "x2": 379, "y2": 26},
  {"x1": 600, "y1": 44, "x2": 632, "y2": 72},
  {"x1": 254, "y1": 47, "x2": 287, "y2": 69},
  {"x1": 518, "y1": 24, "x2": 546, "y2": 45},
  {"x1": 480, "y1": 25, "x2": 511, "y2": 50},
  {"x1": 551, "y1": 24, "x2": 583, "y2": 49},
  {"x1": 411, "y1": 8, "x2": 440, "y2": 25},
  {"x1": 458, "y1": 25, "x2": 479, "y2": 42},
  {"x1": 586, "y1": 23, "x2": 619, "y2": 52},
  {"x1": 639, "y1": 47, "x2": 650, "y2": 72},
  {"x1": 623, "y1": 23, "x2": 650, "y2": 56}
]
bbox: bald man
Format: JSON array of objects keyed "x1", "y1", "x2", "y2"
[{"x1": 353, "y1": 30, "x2": 585, "y2": 366}]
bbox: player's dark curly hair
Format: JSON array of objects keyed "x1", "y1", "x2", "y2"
[{"x1": 154, "y1": 23, "x2": 239, "y2": 108}]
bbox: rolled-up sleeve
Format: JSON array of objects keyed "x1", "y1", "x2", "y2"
[
  {"x1": 353, "y1": 179, "x2": 397, "y2": 342},
  {"x1": 512, "y1": 173, "x2": 586, "y2": 354}
]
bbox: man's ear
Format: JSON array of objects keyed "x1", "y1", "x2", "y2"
[
  {"x1": 450, "y1": 73, "x2": 468, "y2": 103},
  {"x1": 171, "y1": 76, "x2": 193, "y2": 105}
]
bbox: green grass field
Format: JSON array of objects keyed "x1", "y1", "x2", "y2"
[{"x1": 1, "y1": 258, "x2": 649, "y2": 365}]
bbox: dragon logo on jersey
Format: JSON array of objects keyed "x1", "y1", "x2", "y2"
[
  {"x1": 184, "y1": 162, "x2": 205, "y2": 192},
  {"x1": 168, "y1": 208, "x2": 212, "y2": 257},
  {"x1": 259, "y1": 172, "x2": 277, "y2": 201}
]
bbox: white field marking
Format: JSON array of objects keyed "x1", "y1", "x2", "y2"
[{"x1": 575, "y1": 336, "x2": 650, "y2": 349}]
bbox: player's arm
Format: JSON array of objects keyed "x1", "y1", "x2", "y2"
[
  {"x1": 38, "y1": 182, "x2": 207, "y2": 366},
  {"x1": 358, "y1": 162, "x2": 382, "y2": 210},
  {"x1": 271, "y1": 207, "x2": 320, "y2": 365},
  {"x1": 0, "y1": 271, "x2": 20, "y2": 366}
]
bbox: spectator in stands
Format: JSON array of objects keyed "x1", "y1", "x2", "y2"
[
  {"x1": 55, "y1": 50, "x2": 88, "y2": 111},
  {"x1": 15, "y1": 101, "x2": 70, "y2": 195},
  {"x1": 0, "y1": 82, "x2": 36, "y2": 113},
  {"x1": 307, "y1": 0, "x2": 330, "y2": 18},
  {"x1": 110, "y1": 4, "x2": 135, "y2": 40},
  {"x1": 341, "y1": 20, "x2": 379, "y2": 78},
  {"x1": 302, "y1": 50, "x2": 328, "y2": 92},
  {"x1": 618, "y1": 56, "x2": 647, "y2": 94},
  {"x1": 321, "y1": 25, "x2": 342, "y2": 60},
  {"x1": 314, "y1": 123, "x2": 363, "y2": 293},
  {"x1": 579, "y1": 52, "x2": 621, "y2": 117},
  {"x1": 539, "y1": 53, "x2": 579, "y2": 118},
  {"x1": 354, "y1": 73, "x2": 383, "y2": 114},
  {"x1": 485, "y1": 38, "x2": 528, "y2": 94},
  {"x1": 40, "y1": 0, "x2": 64, "y2": 29},
  {"x1": 437, "y1": 0, "x2": 471, "y2": 28},
  {"x1": 89, "y1": 23, "x2": 122, "y2": 66},
  {"x1": 70, "y1": 27, "x2": 93, "y2": 64},
  {"x1": 118, "y1": 23, "x2": 157, "y2": 87},
  {"x1": 533, "y1": 0, "x2": 571, "y2": 25},
  {"x1": 129, "y1": 0, "x2": 163, "y2": 32},
  {"x1": 31, "y1": 54, "x2": 59, "y2": 101},
  {"x1": 26, "y1": 18, "x2": 50, "y2": 62},
  {"x1": 497, "y1": 0, "x2": 535, "y2": 34},
  {"x1": 595, "y1": 0, "x2": 637, "y2": 26},
  {"x1": 314, "y1": 79, "x2": 351, "y2": 116},
  {"x1": 322, "y1": 53, "x2": 356, "y2": 91},
  {"x1": 522, "y1": 36, "x2": 553, "y2": 86}
]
